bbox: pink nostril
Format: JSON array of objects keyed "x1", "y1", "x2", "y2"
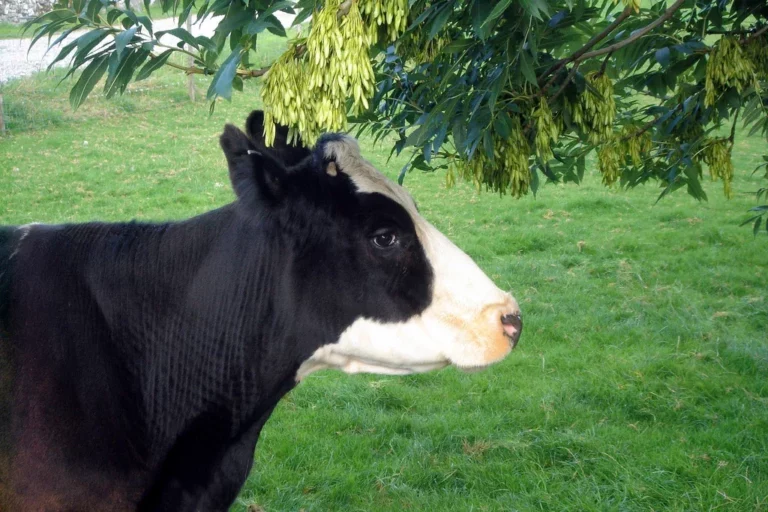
[{"x1": 500, "y1": 312, "x2": 522, "y2": 346}]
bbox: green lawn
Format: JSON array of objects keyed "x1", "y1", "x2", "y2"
[
  {"x1": 1, "y1": 52, "x2": 767, "y2": 511},
  {"x1": 0, "y1": 21, "x2": 25, "y2": 39}
]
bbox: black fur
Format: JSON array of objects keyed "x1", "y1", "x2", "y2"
[{"x1": 0, "y1": 112, "x2": 433, "y2": 511}]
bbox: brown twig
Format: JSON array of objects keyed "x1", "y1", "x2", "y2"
[
  {"x1": 598, "y1": 51, "x2": 613, "y2": 76},
  {"x1": 743, "y1": 25, "x2": 768, "y2": 45},
  {"x1": 236, "y1": 66, "x2": 270, "y2": 78},
  {"x1": 549, "y1": 61, "x2": 581, "y2": 106},
  {"x1": 620, "y1": 117, "x2": 658, "y2": 141},
  {"x1": 728, "y1": 109, "x2": 740, "y2": 146},
  {"x1": 151, "y1": 53, "x2": 269, "y2": 79},
  {"x1": 337, "y1": 0, "x2": 353, "y2": 19},
  {"x1": 619, "y1": 102, "x2": 686, "y2": 142}
]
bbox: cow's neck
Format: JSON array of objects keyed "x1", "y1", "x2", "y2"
[{"x1": 76, "y1": 205, "x2": 301, "y2": 458}]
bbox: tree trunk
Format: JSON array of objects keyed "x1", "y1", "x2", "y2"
[
  {"x1": 0, "y1": 95, "x2": 6, "y2": 135},
  {"x1": 186, "y1": 17, "x2": 196, "y2": 102}
]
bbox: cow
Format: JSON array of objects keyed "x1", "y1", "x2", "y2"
[{"x1": 0, "y1": 110, "x2": 522, "y2": 511}]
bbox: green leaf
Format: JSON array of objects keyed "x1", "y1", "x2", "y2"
[
  {"x1": 472, "y1": 1, "x2": 493, "y2": 39},
  {"x1": 428, "y1": 4, "x2": 453, "y2": 40},
  {"x1": 156, "y1": 27, "x2": 199, "y2": 49},
  {"x1": 248, "y1": 1, "x2": 293, "y2": 34},
  {"x1": 521, "y1": 0, "x2": 550, "y2": 20},
  {"x1": 215, "y1": 3, "x2": 253, "y2": 36},
  {"x1": 76, "y1": 27, "x2": 109, "y2": 52},
  {"x1": 520, "y1": 50, "x2": 538, "y2": 86},
  {"x1": 28, "y1": 18, "x2": 72, "y2": 54},
  {"x1": 45, "y1": 27, "x2": 77, "y2": 55},
  {"x1": 135, "y1": 49, "x2": 173, "y2": 81},
  {"x1": 72, "y1": 28, "x2": 112, "y2": 68},
  {"x1": 405, "y1": 125, "x2": 429, "y2": 148},
  {"x1": 85, "y1": 0, "x2": 105, "y2": 21},
  {"x1": 207, "y1": 45, "x2": 242, "y2": 101},
  {"x1": 493, "y1": 111, "x2": 512, "y2": 138},
  {"x1": 195, "y1": 36, "x2": 217, "y2": 52},
  {"x1": 232, "y1": 75, "x2": 244, "y2": 92},
  {"x1": 104, "y1": 48, "x2": 149, "y2": 98},
  {"x1": 69, "y1": 54, "x2": 109, "y2": 109},
  {"x1": 482, "y1": 0, "x2": 512, "y2": 28},
  {"x1": 576, "y1": 154, "x2": 585, "y2": 182},
  {"x1": 114, "y1": 26, "x2": 137, "y2": 60},
  {"x1": 655, "y1": 47, "x2": 670, "y2": 67},
  {"x1": 266, "y1": 16, "x2": 287, "y2": 37},
  {"x1": 46, "y1": 38, "x2": 78, "y2": 71},
  {"x1": 107, "y1": 8, "x2": 122, "y2": 25},
  {"x1": 441, "y1": 38, "x2": 474, "y2": 53},
  {"x1": 24, "y1": 9, "x2": 76, "y2": 29}
]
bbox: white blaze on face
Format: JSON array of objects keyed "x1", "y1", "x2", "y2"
[{"x1": 296, "y1": 137, "x2": 521, "y2": 381}]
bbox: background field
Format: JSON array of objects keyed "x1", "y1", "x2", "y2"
[{"x1": 1, "y1": 38, "x2": 767, "y2": 510}]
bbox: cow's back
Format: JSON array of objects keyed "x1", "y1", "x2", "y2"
[{"x1": 0, "y1": 223, "x2": 152, "y2": 510}]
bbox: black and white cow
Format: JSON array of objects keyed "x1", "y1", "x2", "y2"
[{"x1": 0, "y1": 111, "x2": 521, "y2": 511}]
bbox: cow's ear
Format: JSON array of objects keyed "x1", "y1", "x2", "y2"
[
  {"x1": 220, "y1": 124, "x2": 286, "y2": 205},
  {"x1": 245, "y1": 110, "x2": 312, "y2": 168}
]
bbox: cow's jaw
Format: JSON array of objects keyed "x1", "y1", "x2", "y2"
[{"x1": 295, "y1": 136, "x2": 521, "y2": 381}]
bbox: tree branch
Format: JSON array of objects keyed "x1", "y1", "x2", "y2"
[
  {"x1": 337, "y1": 0, "x2": 353, "y2": 19},
  {"x1": 598, "y1": 51, "x2": 613, "y2": 75},
  {"x1": 576, "y1": 0, "x2": 686, "y2": 61},
  {"x1": 152, "y1": 53, "x2": 270, "y2": 79},
  {"x1": 538, "y1": 6, "x2": 633, "y2": 87},
  {"x1": 550, "y1": 61, "x2": 581, "y2": 105},
  {"x1": 728, "y1": 109, "x2": 740, "y2": 145},
  {"x1": 743, "y1": 25, "x2": 768, "y2": 45}
]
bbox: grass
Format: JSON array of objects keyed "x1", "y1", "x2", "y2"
[
  {"x1": 1, "y1": 42, "x2": 767, "y2": 511},
  {"x1": 0, "y1": 21, "x2": 25, "y2": 39}
]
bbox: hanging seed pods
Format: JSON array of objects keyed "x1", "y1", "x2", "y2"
[
  {"x1": 261, "y1": 45, "x2": 315, "y2": 145},
  {"x1": 621, "y1": 0, "x2": 641, "y2": 13},
  {"x1": 261, "y1": 0, "x2": 379, "y2": 146},
  {"x1": 571, "y1": 71, "x2": 616, "y2": 145},
  {"x1": 532, "y1": 97, "x2": 559, "y2": 162},
  {"x1": 597, "y1": 139, "x2": 622, "y2": 186},
  {"x1": 359, "y1": 0, "x2": 408, "y2": 44},
  {"x1": 453, "y1": 116, "x2": 531, "y2": 198},
  {"x1": 705, "y1": 36, "x2": 756, "y2": 107},
  {"x1": 744, "y1": 35, "x2": 768, "y2": 78},
  {"x1": 620, "y1": 126, "x2": 652, "y2": 167},
  {"x1": 701, "y1": 138, "x2": 734, "y2": 198}
]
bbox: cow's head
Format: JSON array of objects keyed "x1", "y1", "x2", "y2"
[{"x1": 220, "y1": 111, "x2": 522, "y2": 379}]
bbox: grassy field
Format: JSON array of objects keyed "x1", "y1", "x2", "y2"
[
  {"x1": 0, "y1": 21, "x2": 24, "y2": 39},
  {"x1": 1, "y1": 46, "x2": 767, "y2": 511}
]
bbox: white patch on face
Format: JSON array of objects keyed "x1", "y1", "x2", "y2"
[{"x1": 295, "y1": 137, "x2": 521, "y2": 381}]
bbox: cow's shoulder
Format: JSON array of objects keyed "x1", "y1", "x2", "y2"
[{"x1": 0, "y1": 225, "x2": 23, "y2": 326}]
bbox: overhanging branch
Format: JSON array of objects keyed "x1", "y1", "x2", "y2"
[
  {"x1": 576, "y1": 0, "x2": 686, "y2": 61},
  {"x1": 538, "y1": 6, "x2": 633, "y2": 88}
]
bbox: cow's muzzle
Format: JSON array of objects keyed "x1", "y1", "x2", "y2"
[{"x1": 500, "y1": 312, "x2": 523, "y2": 348}]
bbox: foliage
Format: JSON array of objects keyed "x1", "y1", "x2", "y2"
[{"x1": 23, "y1": 0, "x2": 768, "y2": 215}]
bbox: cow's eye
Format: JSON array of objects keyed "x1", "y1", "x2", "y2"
[{"x1": 371, "y1": 230, "x2": 398, "y2": 249}]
